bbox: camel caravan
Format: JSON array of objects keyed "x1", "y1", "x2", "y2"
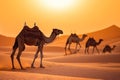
[
  {"x1": 10, "y1": 23, "x2": 116, "y2": 69},
  {"x1": 64, "y1": 33, "x2": 116, "y2": 55}
]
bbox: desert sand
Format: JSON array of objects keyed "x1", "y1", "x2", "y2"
[
  {"x1": 0, "y1": 26, "x2": 120, "y2": 80},
  {"x1": 0, "y1": 46, "x2": 120, "y2": 80}
]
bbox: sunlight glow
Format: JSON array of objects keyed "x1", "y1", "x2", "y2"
[{"x1": 41, "y1": 0, "x2": 76, "y2": 11}]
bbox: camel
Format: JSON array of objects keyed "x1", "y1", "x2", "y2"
[
  {"x1": 65, "y1": 33, "x2": 87, "y2": 55},
  {"x1": 85, "y1": 37, "x2": 103, "y2": 54},
  {"x1": 103, "y1": 45, "x2": 116, "y2": 53},
  {"x1": 11, "y1": 23, "x2": 63, "y2": 69}
]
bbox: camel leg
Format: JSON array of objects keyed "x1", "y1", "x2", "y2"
[
  {"x1": 11, "y1": 38, "x2": 18, "y2": 69},
  {"x1": 68, "y1": 43, "x2": 72, "y2": 54},
  {"x1": 78, "y1": 43, "x2": 81, "y2": 52},
  {"x1": 74, "y1": 43, "x2": 78, "y2": 53},
  {"x1": 16, "y1": 50, "x2": 23, "y2": 69},
  {"x1": 87, "y1": 47, "x2": 89, "y2": 54},
  {"x1": 85, "y1": 48, "x2": 88, "y2": 54},
  {"x1": 92, "y1": 47, "x2": 95, "y2": 54},
  {"x1": 11, "y1": 48, "x2": 17, "y2": 69},
  {"x1": 39, "y1": 45, "x2": 44, "y2": 68},
  {"x1": 16, "y1": 39, "x2": 24, "y2": 69},
  {"x1": 95, "y1": 47, "x2": 100, "y2": 54},
  {"x1": 31, "y1": 47, "x2": 40, "y2": 68},
  {"x1": 74, "y1": 43, "x2": 80, "y2": 53},
  {"x1": 85, "y1": 48, "x2": 87, "y2": 54},
  {"x1": 85, "y1": 47, "x2": 89, "y2": 54},
  {"x1": 64, "y1": 44, "x2": 68, "y2": 55}
]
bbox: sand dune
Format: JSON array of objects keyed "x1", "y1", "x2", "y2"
[
  {"x1": 1, "y1": 25, "x2": 120, "y2": 47},
  {"x1": 0, "y1": 47, "x2": 120, "y2": 80},
  {"x1": 0, "y1": 25, "x2": 120, "y2": 80},
  {"x1": 48, "y1": 25, "x2": 120, "y2": 47},
  {"x1": 86, "y1": 25, "x2": 120, "y2": 40},
  {"x1": 0, "y1": 34, "x2": 14, "y2": 46},
  {"x1": 46, "y1": 53, "x2": 120, "y2": 63},
  {"x1": 0, "y1": 71, "x2": 101, "y2": 80}
]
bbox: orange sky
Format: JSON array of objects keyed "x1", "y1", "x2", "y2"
[{"x1": 0, "y1": 0, "x2": 120, "y2": 37}]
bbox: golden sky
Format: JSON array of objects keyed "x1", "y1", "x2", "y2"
[{"x1": 0, "y1": 0, "x2": 120, "y2": 37}]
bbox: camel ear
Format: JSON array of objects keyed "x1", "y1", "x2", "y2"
[
  {"x1": 34, "y1": 22, "x2": 36, "y2": 26},
  {"x1": 24, "y1": 22, "x2": 27, "y2": 26},
  {"x1": 53, "y1": 28, "x2": 57, "y2": 30},
  {"x1": 74, "y1": 33, "x2": 76, "y2": 35}
]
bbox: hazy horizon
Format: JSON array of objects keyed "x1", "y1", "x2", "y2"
[
  {"x1": 0, "y1": 0, "x2": 120, "y2": 37},
  {"x1": 0, "y1": 24, "x2": 120, "y2": 38}
]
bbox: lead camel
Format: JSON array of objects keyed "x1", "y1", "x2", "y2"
[{"x1": 11, "y1": 23, "x2": 63, "y2": 69}]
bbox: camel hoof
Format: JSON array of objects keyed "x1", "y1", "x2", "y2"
[
  {"x1": 31, "y1": 67, "x2": 35, "y2": 68},
  {"x1": 40, "y1": 65, "x2": 45, "y2": 68},
  {"x1": 64, "y1": 54, "x2": 67, "y2": 56},
  {"x1": 73, "y1": 51, "x2": 77, "y2": 54},
  {"x1": 20, "y1": 67, "x2": 25, "y2": 70},
  {"x1": 21, "y1": 68, "x2": 26, "y2": 70},
  {"x1": 31, "y1": 65, "x2": 35, "y2": 68},
  {"x1": 11, "y1": 67, "x2": 16, "y2": 70}
]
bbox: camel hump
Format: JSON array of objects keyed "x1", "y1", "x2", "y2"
[
  {"x1": 88, "y1": 37, "x2": 95, "y2": 42},
  {"x1": 104, "y1": 45, "x2": 110, "y2": 48},
  {"x1": 23, "y1": 26, "x2": 39, "y2": 32},
  {"x1": 21, "y1": 23, "x2": 43, "y2": 39}
]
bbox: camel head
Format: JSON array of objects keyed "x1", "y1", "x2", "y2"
[
  {"x1": 53, "y1": 29, "x2": 63, "y2": 35},
  {"x1": 99, "y1": 39, "x2": 103, "y2": 42},
  {"x1": 83, "y1": 34, "x2": 87, "y2": 37},
  {"x1": 97, "y1": 39, "x2": 103, "y2": 45},
  {"x1": 113, "y1": 45, "x2": 116, "y2": 49},
  {"x1": 113, "y1": 45, "x2": 116, "y2": 48}
]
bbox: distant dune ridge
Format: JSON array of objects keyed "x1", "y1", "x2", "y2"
[
  {"x1": 0, "y1": 25, "x2": 120, "y2": 47},
  {"x1": 0, "y1": 25, "x2": 120, "y2": 54},
  {"x1": 45, "y1": 25, "x2": 120, "y2": 48},
  {"x1": 86, "y1": 25, "x2": 120, "y2": 41},
  {"x1": 0, "y1": 34, "x2": 14, "y2": 46}
]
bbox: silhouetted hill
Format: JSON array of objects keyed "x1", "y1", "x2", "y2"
[
  {"x1": 0, "y1": 35, "x2": 14, "y2": 46},
  {"x1": 0, "y1": 25, "x2": 120, "y2": 46},
  {"x1": 51, "y1": 25, "x2": 120, "y2": 46},
  {"x1": 86, "y1": 25, "x2": 120, "y2": 40}
]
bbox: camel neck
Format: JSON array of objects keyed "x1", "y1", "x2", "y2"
[
  {"x1": 80, "y1": 36, "x2": 86, "y2": 41},
  {"x1": 43, "y1": 31, "x2": 57, "y2": 43},
  {"x1": 112, "y1": 46, "x2": 115, "y2": 50},
  {"x1": 97, "y1": 40, "x2": 102, "y2": 45}
]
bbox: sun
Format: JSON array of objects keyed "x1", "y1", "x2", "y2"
[{"x1": 41, "y1": 0, "x2": 76, "y2": 11}]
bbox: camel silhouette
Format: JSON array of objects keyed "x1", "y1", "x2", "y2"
[
  {"x1": 85, "y1": 37, "x2": 103, "y2": 54},
  {"x1": 103, "y1": 45, "x2": 116, "y2": 53},
  {"x1": 11, "y1": 23, "x2": 63, "y2": 69},
  {"x1": 65, "y1": 33, "x2": 87, "y2": 55}
]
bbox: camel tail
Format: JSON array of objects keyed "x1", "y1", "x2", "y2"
[{"x1": 13, "y1": 39, "x2": 18, "y2": 50}]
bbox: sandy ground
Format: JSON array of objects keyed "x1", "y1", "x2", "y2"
[
  {"x1": 0, "y1": 36, "x2": 120, "y2": 80},
  {"x1": 0, "y1": 45, "x2": 120, "y2": 80}
]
